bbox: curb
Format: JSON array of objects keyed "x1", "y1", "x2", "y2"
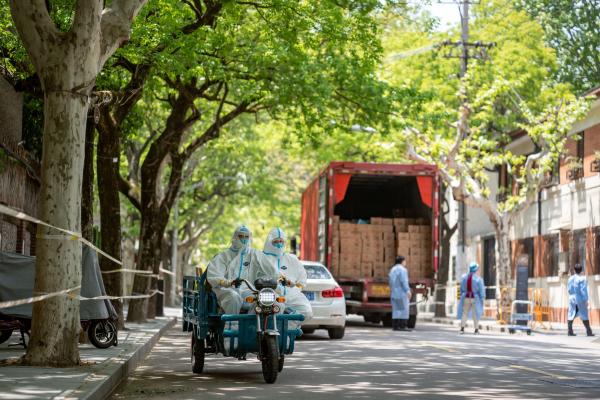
[
  {"x1": 420, "y1": 316, "x2": 521, "y2": 334},
  {"x1": 77, "y1": 317, "x2": 177, "y2": 400}
]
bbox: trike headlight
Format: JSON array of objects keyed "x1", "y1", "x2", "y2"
[{"x1": 258, "y1": 288, "x2": 276, "y2": 307}]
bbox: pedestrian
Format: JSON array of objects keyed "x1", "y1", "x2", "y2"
[
  {"x1": 253, "y1": 227, "x2": 313, "y2": 330},
  {"x1": 206, "y1": 225, "x2": 253, "y2": 314},
  {"x1": 568, "y1": 263, "x2": 594, "y2": 337},
  {"x1": 457, "y1": 262, "x2": 485, "y2": 334},
  {"x1": 388, "y1": 255, "x2": 411, "y2": 331}
]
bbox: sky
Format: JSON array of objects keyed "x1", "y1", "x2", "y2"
[{"x1": 425, "y1": 2, "x2": 462, "y2": 31}]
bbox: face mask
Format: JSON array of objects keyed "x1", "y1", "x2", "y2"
[{"x1": 273, "y1": 241, "x2": 284, "y2": 249}]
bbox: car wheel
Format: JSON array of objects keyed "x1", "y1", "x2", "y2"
[{"x1": 328, "y1": 327, "x2": 345, "y2": 339}]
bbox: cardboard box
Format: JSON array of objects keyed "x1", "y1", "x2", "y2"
[
  {"x1": 340, "y1": 237, "x2": 361, "y2": 250},
  {"x1": 362, "y1": 262, "x2": 374, "y2": 277},
  {"x1": 408, "y1": 225, "x2": 420, "y2": 233},
  {"x1": 370, "y1": 217, "x2": 382, "y2": 225},
  {"x1": 381, "y1": 218, "x2": 393, "y2": 226},
  {"x1": 396, "y1": 233, "x2": 411, "y2": 241}
]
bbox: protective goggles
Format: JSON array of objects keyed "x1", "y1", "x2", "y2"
[{"x1": 271, "y1": 238, "x2": 285, "y2": 248}]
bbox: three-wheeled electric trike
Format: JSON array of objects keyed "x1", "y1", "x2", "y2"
[{"x1": 182, "y1": 273, "x2": 304, "y2": 383}]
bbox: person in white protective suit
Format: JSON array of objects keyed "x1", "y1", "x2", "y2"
[
  {"x1": 206, "y1": 225, "x2": 253, "y2": 314},
  {"x1": 253, "y1": 227, "x2": 313, "y2": 329}
]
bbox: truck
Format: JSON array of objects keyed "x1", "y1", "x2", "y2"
[{"x1": 300, "y1": 161, "x2": 440, "y2": 328}]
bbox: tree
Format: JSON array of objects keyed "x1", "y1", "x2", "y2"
[
  {"x1": 516, "y1": 0, "x2": 600, "y2": 93},
  {"x1": 8, "y1": 0, "x2": 146, "y2": 366},
  {"x1": 95, "y1": 0, "x2": 399, "y2": 322},
  {"x1": 390, "y1": 1, "x2": 590, "y2": 317}
]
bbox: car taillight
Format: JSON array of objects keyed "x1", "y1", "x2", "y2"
[{"x1": 322, "y1": 286, "x2": 344, "y2": 298}]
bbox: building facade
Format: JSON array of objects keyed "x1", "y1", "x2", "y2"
[{"x1": 442, "y1": 90, "x2": 600, "y2": 325}]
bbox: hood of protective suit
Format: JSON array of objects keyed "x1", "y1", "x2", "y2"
[
  {"x1": 469, "y1": 262, "x2": 479, "y2": 273},
  {"x1": 230, "y1": 225, "x2": 252, "y2": 252},
  {"x1": 263, "y1": 227, "x2": 286, "y2": 257}
]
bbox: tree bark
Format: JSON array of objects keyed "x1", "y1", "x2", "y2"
[
  {"x1": 81, "y1": 116, "x2": 95, "y2": 242},
  {"x1": 495, "y1": 221, "x2": 513, "y2": 322},
  {"x1": 23, "y1": 92, "x2": 87, "y2": 366},
  {"x1": 97, "y1": 113, "x2": 124, "y2": 327},
  {"x1": 127, "y1": 212, "x2": 167, "y2": 322},
  {"x1": 10, "y1": 0, "x2": 146, "y2": 366}
]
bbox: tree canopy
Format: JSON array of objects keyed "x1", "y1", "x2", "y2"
[{"x1": 516, "y1": 0, "x2": 600, "y2": 93}]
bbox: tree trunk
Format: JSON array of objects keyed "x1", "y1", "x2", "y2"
[
  {"x1": 495, "y1": 222, "x2": 512, "y2": 322},
  {"x1": 23, "y1": 92, "x2": 88, "y2": 367},
  {"x1": 81, "y1": 116, "x2": 95, "y2": 242},
  {"x1": 97, "y1": 117, "x2": 124, "y2": 327},
  {"x1": 435, "y1": 224, "x2": 454, "y2": 317},
  {"x1": 127, "y1": 214, "x2": 166, "y2": 322},
  {"x1": 161, "y1": 235, "x2": 174, "y2": 307}
]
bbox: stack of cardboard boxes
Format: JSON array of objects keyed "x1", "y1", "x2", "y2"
[
  {"x1": 330, "y1": 216, "x2": 431, "y2": 280},
  {"x1": 395, "y1": 218, "x2": 431, "y2": 279}
]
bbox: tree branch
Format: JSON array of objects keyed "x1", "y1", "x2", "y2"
[
  {"x1": 9, "y1": 0, "x2": 58, "y2": 69},
  {"x1": 100, "y1": 0, "x2": 148, "y2": 68},
  {"x1": 118, "y1": 174, "x2": 142, "y2": 211}
]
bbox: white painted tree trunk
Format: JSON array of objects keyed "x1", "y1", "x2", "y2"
[
  {"x1": 494, "y1": 221, "x2": 513, "y2": 322},
  {"x1": 24, "y1": 92, "x2": 88, "y2": 366},
  {"x1": 10, "y1": 0, "x2": 146, "y2": 366}
]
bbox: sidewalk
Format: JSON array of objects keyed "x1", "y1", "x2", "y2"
[
  {"x1": 0, "y1": 310, "x2": 178, "y2": 400},
  {"x1": 419, "y1": 312, "x2": 599, "y2": 336}
]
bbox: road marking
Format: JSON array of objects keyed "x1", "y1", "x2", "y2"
[
  {"x1": 509, "y1": 364, "x2": 573, "y2": 380},
  {"x1": 417, "y1": 342, "x2": 458, "y2": 353}
]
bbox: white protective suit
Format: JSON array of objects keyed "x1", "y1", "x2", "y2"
[
  {"x1": 253, "y1": 228, "x2": 313, "y2": 329},
  {"x1": 206, "y1": 225, "x2": 252, "y2": 314}
]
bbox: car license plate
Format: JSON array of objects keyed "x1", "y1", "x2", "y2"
[
  {"x1": 371, "y1": 285, "x2": 390, "y2": 297},
  {"x1": 303, "y1": 291, "x2": 315, "y2": 301}
]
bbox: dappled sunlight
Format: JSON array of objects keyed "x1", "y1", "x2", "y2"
[{"x1": 108, "y1": 321, "x2": 600, "y2": 399}]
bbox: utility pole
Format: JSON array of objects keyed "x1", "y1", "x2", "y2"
[{"x1": 457, "y1": 0, "x2": 469, "y2": 280}]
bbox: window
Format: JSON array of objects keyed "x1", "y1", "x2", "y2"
[
  {"x1": 513, "y1": 238, "x2": 534, "y2": 278},
  {"x1": 572, "y1": 229, "x2": 587, "y2": 272},
  {"x1": 542, "y1": 234, "x2": 559, "y2": 276},
  {"x1": 577, "y1": 132, "x2": 585, "y2": 160},
  {"x1": 303, "y1": 264, "x2": 332, "y2": 280}
]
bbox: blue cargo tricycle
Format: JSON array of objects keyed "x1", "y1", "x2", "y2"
[{"x1": 182, "y1": 273, "x2": 304, "y2": 383}]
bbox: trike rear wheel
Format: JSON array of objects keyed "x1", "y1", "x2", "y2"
[
  {"x1": 261, "y1": 335, "x2": 279, "y2": 383},
  {"x1": 192, "y1": 334, "x2": 205, "y2": 374}
]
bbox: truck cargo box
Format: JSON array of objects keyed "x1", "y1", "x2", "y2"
[{"x1": 300, "y1": 162, "x2": 440, "y2": 325}]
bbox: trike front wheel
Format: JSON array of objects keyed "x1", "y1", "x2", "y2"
[{"x1": 261, "y1": 335, "x2": 279, "y2": 383}]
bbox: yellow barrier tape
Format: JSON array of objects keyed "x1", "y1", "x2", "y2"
[
  {"x1": 0, "y1": 204, "x2": 122, "y2": 266},
  {"x1": 0, "y1": 286, "x2": 81, "y2": 309},
  {"x1": 78, "y1": 290, "x2": 164, "y2": 301},
  {"x1": 159, "y1": 268, "x2": 175, "y2": 276}
]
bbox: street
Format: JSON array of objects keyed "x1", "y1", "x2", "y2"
[{"x1": 110, "y1": 318, "x2": 600, "y2": 399}]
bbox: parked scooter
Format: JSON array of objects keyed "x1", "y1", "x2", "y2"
[
  {"x1": 0, "y1": 247, "x2": 119, "y2": 349},
  {"x1": 0, "y1": 313, "x2": 118, "y2": 349}
]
